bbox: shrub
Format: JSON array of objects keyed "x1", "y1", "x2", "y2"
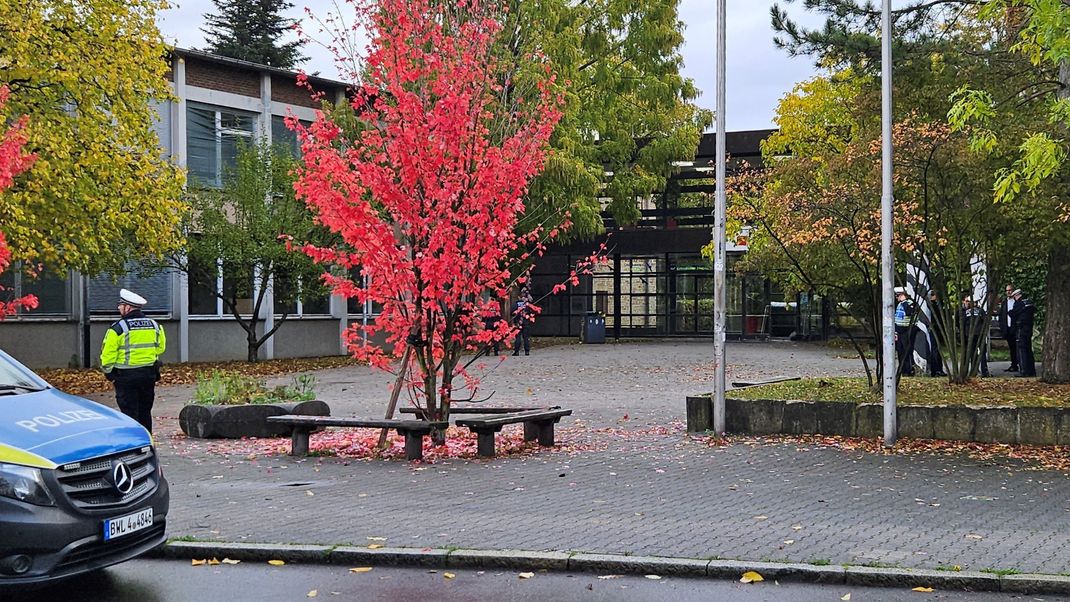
[{"x1": 190, "y1": 371, "x2": 317, "y2": 405}]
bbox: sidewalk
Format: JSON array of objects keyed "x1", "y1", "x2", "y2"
[{"x1": 118, "y1": 341, "x2": 1069, "y2": 585}]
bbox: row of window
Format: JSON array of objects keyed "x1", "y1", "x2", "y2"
[{"x1": 0, "y1": 267, "x2": 378, "y2": 320}]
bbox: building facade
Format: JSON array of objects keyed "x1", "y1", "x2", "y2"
[{"x1": 0, "y1": 49, "x2": 369, "y2": 369}]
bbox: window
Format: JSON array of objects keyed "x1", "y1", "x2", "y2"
[
  {"x1": 272, "y1": 268, "x2": 330, "y2": 317},
  {"x1": 271, "y1": 115, "x2": 304, "y2": 158},
  {"x1": 186, "y1": 104, "x2": 256, "y2": 188},
  {"x1": 0, "y1": 269, "x2": 70, "y2": 317},
  {"x1": 88, "y1": 264, "x2": 173, "y2": 316},
  {"x1": 345, "y1": 267, "x2": 382, "y2": 316},
  {"x1": 187, "y1": 255, "x2": 221, "y2": 315}
]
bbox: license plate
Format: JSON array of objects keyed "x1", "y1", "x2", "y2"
[{"x1": 103, "y1": 508, "x2": 153, "y2": 541}]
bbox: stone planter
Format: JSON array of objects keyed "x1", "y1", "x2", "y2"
[
  {"x1": 689, "y1": 394, "x2": 1067, "y2": 445},
  {"x1": 179, "y1": 399, "x2": 330, "y2": 439}
]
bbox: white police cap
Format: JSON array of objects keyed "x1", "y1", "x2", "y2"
[
  {"x1": 1011, "y1": 288, "x2": 1022, "y2": 297},
  {"x1": 893, "y1": 287, "x2": 906, "y2": 294},
  {"x1": 119, "y1": 288, "x2": 147, "y2": 307}
]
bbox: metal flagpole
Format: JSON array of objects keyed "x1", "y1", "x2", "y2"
[
  {"x1": 712, "y1": 0, "x2": 727, "y2": 434},
  {"x1": 880, "y1": 0, "x2": 897, "y2": 446}
]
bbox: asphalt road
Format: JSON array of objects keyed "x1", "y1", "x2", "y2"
[{"x1": 5, "y1": 560, "x2": 1062, "y2": 602}]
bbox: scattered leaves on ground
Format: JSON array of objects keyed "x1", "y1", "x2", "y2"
[
  {"x1": 349, "y1": 567, "x2": 373, "y2": 573},
  {"x1": 694, "y1": 433, "x2": 1070, "y2": 472},
  {"x1": 39, "y1": 356, "x2": 365, "y2": 396},
  {"x1": 740, "y1": 571, "x2": 764, "y2": 583},
  {"x1": 912, "y1": 586, "x2": 934, "y2": 592},
  {"x1": 518, "y1": 572, "x2": 535, "y2": 579},
  {"x1": 268, "y1": 560, "x2": 285, "y2": 566},
  {"x1": 443, "y1": 572, "x2": 456, "y2": 579}
]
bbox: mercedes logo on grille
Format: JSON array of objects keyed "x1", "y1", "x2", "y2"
[{"x1": 112, "y1": 462, "x2": 134, "y2": 495}]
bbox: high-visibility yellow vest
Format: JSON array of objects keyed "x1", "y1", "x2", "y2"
[{"x1": 100, "y1": 315, "x2": 166, "y2": 372}]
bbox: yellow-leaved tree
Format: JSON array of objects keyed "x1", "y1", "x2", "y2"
[{"x1": 0, "y1": 0, "x2": 185, "y2": 275}]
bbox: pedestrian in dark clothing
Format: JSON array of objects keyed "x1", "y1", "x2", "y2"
[
  {"x1": 960, "y1": 295, "x2": 990, "y2": 378},
  {"x1": 926, "y1": 290, "x2": 946, "y2": 377},
  {"x1": 481, "y1": 304, "x2": 502, "y2": 356},
  {"x1": 894, "y1": 287, "x2": 917, "y2": 376},
  {"x1": 997, "y1": 284, "x2": 1020, "y2": 372},
  {"x1": 512, "y1": 287, "x2": 534, "y2": 356},
  {"x1": 1008, "y1": 289, "x2": 1036, "y2": 377}
]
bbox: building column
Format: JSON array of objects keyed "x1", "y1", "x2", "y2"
[
  {"x1": 173, "y1": 55, "x2": 190, "y2": 362},
  {"x1": 259, "y1": 72, "x2": 275, "y2": 360}
]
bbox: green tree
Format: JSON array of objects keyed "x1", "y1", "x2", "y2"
[
  {"x1": 774, "y1": 0, "x2": 1070, "y2": 383},
  {"x1": 180, "y1": 142, "x2": 328, "y2": 362},
  {"x1": 202, "y1": 0, "x2": 305, "y2": 69},
  {"x1": 512, "y1": 0, "x2": 711, "y2": 238},
  {"x1": 0, "y1": 0, "x2": 186, "y2": 276}
]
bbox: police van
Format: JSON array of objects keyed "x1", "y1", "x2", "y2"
[{"x1": 0, "y1": 347, "x2": 169, "y2": 585}]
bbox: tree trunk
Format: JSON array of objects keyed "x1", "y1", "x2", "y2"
[{"x1": 1042, "y1": 243, "x2": 1070, "y2": 383}]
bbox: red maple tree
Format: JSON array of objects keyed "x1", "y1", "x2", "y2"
[
  {"x1": 0, "y1": 85, "x2": 38, "y2": 318},
  {"x1": 294, "y1": 0, "x2": 571, "y2": 422}
]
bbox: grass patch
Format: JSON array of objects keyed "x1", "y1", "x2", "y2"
[
  {"x1": 810, "y1": 559, "x2": 831, "y2": 566},
  {"x1": 729, "y1": 376, "x2": 1070, "y2": 408}
]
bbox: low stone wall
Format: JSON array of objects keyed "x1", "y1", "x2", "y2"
[{"x1": 685, "y1": 395, "x2": 1070, "y2": 445}]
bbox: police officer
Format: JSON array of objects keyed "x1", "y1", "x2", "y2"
[
  {"x1": 997, "y1": 284, "x2": 1019, "y2": 372},
  {"x1": 1008, "y1": 288, "x2": 1036, "y2": 377},
  {"x1": 100, "y1": 289, "x2": 166, "y2": 432},
  {"x1": 894, "y1": 287, "x2": 916, "y2": 376}
]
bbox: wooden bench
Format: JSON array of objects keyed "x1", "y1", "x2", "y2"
[
  {"x1": 265, "y1": 416, "x2": 448, "y2": 461},
  {"x1": 401, "y1": 406, "x2": 561, "y2": 441},
  {"x1": 454, "y1": 409, "x2": 573, "y2": 458}
]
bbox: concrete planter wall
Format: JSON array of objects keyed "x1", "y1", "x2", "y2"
[
  {"x1": 685, "y1": 395, "x2": 1070, "y2": 446},
  {"x1": 179, "y1": 399, "x2": 330, "y2": 439}
]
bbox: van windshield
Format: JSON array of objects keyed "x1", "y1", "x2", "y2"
[{"x1": 0, "y1": 354, "x2": 45, "y2": 393}]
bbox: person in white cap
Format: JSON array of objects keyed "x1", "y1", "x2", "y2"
[
  {"x1": 100, "y1": 289, "x2": 167, "y2": 432},
  {"x1": 1007, "y1": 288, "x2": 1036, "y2": 377}
]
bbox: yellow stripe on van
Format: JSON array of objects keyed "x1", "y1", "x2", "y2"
[{"x1": 0, "y1": 443, "x2": 57, "y2": 469}]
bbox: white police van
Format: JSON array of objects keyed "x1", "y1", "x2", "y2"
[{"x1": 0, "y1": 347, "x2": 169, "y2": 585}]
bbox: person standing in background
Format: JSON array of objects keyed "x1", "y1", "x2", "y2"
[
  {"x1": 997, "y1": 284, "x2": 1019, "y2": 373},
  {"x1": 926, "y1": 290, "x2": 946, "y2": 377},
  {"x1": 1008, "y1": 288, "x2": 1036, "y2": 377}
]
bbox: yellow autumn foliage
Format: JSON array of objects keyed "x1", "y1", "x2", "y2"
[{"x1": 0, "y1": 0, "x2": 185, "y2": 275}]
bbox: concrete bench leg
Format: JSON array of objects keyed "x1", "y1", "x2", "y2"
[
  {"x1": 401, "y1": 430, "x2": 425, "y2": 461},
  {"x1": 537, "y1": 420, "x2": 555, "y2": 446},
  {"x1": 291, "y1": 427, "x2": 311, "y2": 456},
  {"x1": 523, "y1": 422, "x2": 538, "y2": 442},
  {"x1": 475, "y1": 428, "x2": 499, "y2": 458}
]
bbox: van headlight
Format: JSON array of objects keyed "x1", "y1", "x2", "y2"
[{"x1": 0, "y1": 463, "x2": 55, "y2": 506}]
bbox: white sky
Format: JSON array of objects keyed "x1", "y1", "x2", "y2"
[{"x1": 157, "y1": 1, "x2": 830, "y2": 131}]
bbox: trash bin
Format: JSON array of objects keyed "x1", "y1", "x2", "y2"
[{"x1": 581, "y1": 312, "x2": 605, "y2": 344}]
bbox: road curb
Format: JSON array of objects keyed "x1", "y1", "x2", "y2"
[{"x1": 154, "y1": 542, "x2": 1070, "y2": 594}]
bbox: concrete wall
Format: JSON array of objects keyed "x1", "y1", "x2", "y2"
[
  {"x1": 0, "y1": 321, "x2": 80, "y2": 368},
  {"x1": 273, "y1": 318, "x2": 344, "y2": 359}
]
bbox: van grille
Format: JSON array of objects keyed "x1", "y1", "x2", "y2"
[{"x1": 54, "y1": 448, "x2": 159, "y2": 509}]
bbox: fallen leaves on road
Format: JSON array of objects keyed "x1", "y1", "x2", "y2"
[
  {"x1": 191, "y1": 559, "x2": 207, "y2": 566},
  {"x1": 644, "y1": 575, "x2": 662, "y2": 580},
  {"x1": 740, "y1": 571, "x2": 764, "y2": 583},
  {"x1": 518, "y1": 572, "x2": 535, "y2": 579},
  {"x1": 912, "y1": 586, "x2": 934, "y2": 592},
  {"x1": 443, "y1": 572, "x2": 456, "y2": 579},
  {"x1": 307, "y1": 590, "x2": 317, "y2": 598},
  {"x1": 268, "y1": 560, "x2": 286, "y2": 566},
  {"x1": 349, "y1": 567, "x2": 373, "y2": 573},
  {"x1": 367, "y1": 544, "x2": 383, "y2": 549},
  {"x1": 841, "y1": 594, "x2": 851, "y2": 601},
  {"x1": 222, "y1": 558, "x2": 240, "y2": 565},
  {"x1": 40, "y1": 356, "x2": 365, "y2": 396},
  {"x1": 701, "y1": 433, "x2": 1070, "y2": 472}
]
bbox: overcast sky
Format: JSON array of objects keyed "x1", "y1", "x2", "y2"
[{"x1": 157, "y1": 1, "x2": 828, "y2": 131}]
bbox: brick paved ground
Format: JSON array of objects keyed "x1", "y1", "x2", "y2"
[{"x1": 85, "y1": 340, "x2": 1069, "y2": 575}]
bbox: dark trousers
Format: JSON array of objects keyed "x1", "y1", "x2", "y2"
[
  {"x1": 115, "y1": 378, "x2": 156, "y2": 433},
  {"x1": 927, "y1": 330, "x2": 944, "y2": 376},
  {"x1": 895, "y1": 326, "x2": 915, "y2": 376},
  {"x1": 1017, "y1": 330, "x2": 1036, "y2": 376},
  {"x1": 965, "y1": 335, "x2": 990, "y2": 377},
  {"x1": 513, "y1": 325, "x2": 530, "y2": 355},
  {"x1": 1003, "y1": 328, "x2": 1019, "y2": 369}
]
